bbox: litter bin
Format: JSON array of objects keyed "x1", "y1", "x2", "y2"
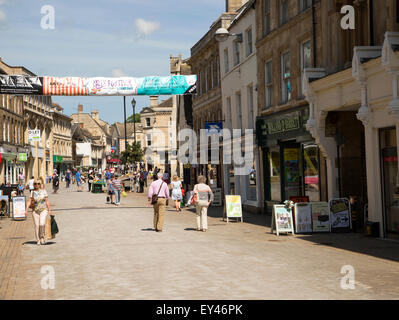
[{"x1": 366, "y1": 221, "x2": 380, "y2": 238}]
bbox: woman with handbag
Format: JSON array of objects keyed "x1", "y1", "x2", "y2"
[
  {"x1": 26, "y1": 179, "x2": 54, "y2": 245},
  {"x1": 192, "y1": 175, "x2": 214, "y2": 232}
]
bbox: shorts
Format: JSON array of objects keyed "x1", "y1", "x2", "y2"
[{"x1": 77, "y1": 181, "x2": 82, "y2": 187}]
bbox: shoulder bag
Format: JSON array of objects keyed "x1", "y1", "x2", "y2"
[{"x1": 151, "y1": 182, "x2": 164, "y2": 205}]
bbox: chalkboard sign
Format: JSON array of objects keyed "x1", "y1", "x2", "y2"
[
  {"x1": 329, "y1": 198, "x2": 351, "y2": 232},
  {"x1": 271, "y1": 205, "x2": 295, "y2": 236},
  {"x1": 294, "y1": 203, "x2": 312, "y2": 234},
  {"x1": 311, "y1": 202, "x2": 330, "y2": 232},
  {"x1": 211, "y1": 188, "x2": 222, "y2": 207}
]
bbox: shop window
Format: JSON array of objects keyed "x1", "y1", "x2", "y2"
[
  {"x1": 269, "y1": 146, "x2": 281, "y2": 202},
  {"x1": 303, "y1": 144, "x2": 320, "y2": 202}
]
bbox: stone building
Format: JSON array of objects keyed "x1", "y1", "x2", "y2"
[
  {"x1": 189, "y1": 9, "x2": 238, "y2": 190},
  {"x1": 111, "y1": 122, "x2": 143, "y2": 154},
  {"x1": 71, "y1": 105, "x2": 112, "y2": 170},
  {"x1": 51, "y1": 103, "x2": 73, "y2": 177},
  {"x1": 300, "y1": 1, "x2": 399, "y2": 238},
  {"x1": 255, "y1": 0, "x2": 328, "y2": 213},
  {"x1": 219, "y1": 0, "x2": 261, "y2": 212},
  {"x1": 0, "y1": 58, "x2": 27, "y2": 184},
  {"x1": 140, "y1": 96, "x2": 174, "y2": 173}
]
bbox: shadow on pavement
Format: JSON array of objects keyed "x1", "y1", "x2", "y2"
[
  {"x1": 141, "y1": 228, "x2": 155, "y2": 232},
  {"x1": 23, "y1": 241, "x2": 56, "y2": 246}
]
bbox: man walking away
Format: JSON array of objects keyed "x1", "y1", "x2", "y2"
[
  {"x1": 65, "y1": 169, "x2": 71, "y2": 188},
  {"x1": 76, "y1": 169, "x2": 84, "y2": 192},
  {"x1": 112, "y1": 174, "x2": 123, "y2": 206},
  {"x1": 27, "y1": 176, "x2": 35, "y2": 195},
  {"x1": 148, "y1": 172, "x2": 169, "y2": 232}
]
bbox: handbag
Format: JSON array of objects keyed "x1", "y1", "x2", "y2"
[
  {"x1": 50, "y1": 215, "x2": 59, "y2": 235},
  {"x1": 151, "y1": 182, "x2": 164, "y2": 205}
]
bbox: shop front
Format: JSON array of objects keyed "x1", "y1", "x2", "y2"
[{"x1": 257, "y1": 106, "x2": 327, "y2": 212}]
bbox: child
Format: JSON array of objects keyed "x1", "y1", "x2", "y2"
[{"x1": 17, "y1": 181, "x2": 25, "y2": 196}]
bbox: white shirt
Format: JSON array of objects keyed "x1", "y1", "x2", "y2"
[{"x1": 28, "y1": 179, "x2": 34, "y2": 190}]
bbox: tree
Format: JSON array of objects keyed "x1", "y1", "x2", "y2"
[
  {"x1": 127, "y1": 114, "x2": 141, "y2": 123},
  {"x1": 121, "y1": 141, "x2": 144, "y2": 165}
]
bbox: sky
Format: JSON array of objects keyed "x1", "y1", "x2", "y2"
[{"x1": 0, "y1": 0, "x2": 225, "y2": 123}]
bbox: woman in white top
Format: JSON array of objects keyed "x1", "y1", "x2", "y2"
[
  {"x1": 26, "y1": 179, "x2": 54, "y2": 245},
  {"x1": 193, "y1": 175, "x2": 214, "y2": 232},
  {"x1": 170, "y1": 175, "x2": 183, "y2": 212}
]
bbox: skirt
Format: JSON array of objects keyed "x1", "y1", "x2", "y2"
[{"x1": 171, "y1": 189, "x2": 182, "y2": 201}]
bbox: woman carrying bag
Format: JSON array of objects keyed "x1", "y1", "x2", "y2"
[{"x1": 192, "y1": 175, "x2": 214, "y2": 232}]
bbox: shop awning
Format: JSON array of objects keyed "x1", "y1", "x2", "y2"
[{"x1": 107, "y1": 158, "x2": 121, "y2": 163}]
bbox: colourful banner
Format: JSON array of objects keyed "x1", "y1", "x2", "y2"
[{"x1": 0, "y1": 75, "x2": 196, "y2": 96}]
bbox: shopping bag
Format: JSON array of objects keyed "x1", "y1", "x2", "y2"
[
  {"x1": 50, "y1": 215, "x2": 59, "y2": 235},
  {"x1": 122, "y1": 191, "x2": 127, "y2": 197}
]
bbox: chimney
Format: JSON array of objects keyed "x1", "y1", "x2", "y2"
[
  {"x1": 150, "y1": 96, "x2": 158, "y2": 108},
  {"x1": 91, "y1": 110, "x2": 99, "y2": 121},
  {"x1": 78, "y1": 104, "x2": 83, "y2": 113},
  {"x1": 226, "y1": 0, "x2": 245, "y2": 12}
]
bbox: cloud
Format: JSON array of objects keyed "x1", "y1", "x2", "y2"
[
  {"x1": 0, "y1": 9, "x2": 7, "y2": 28},
  {"x1": 134, "y1": 18, "x2": 160, "y2": 39},
  {"x1": 111, "y1": 68, "x2": 127, "y2": 77}
]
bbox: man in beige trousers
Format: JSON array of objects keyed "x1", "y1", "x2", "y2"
[{"x1": 148, "y1": 172, "x2": 170, "y2": 232}]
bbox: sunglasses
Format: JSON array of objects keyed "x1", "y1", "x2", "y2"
[{"x1": 34, "y1": 183, "x2": 41, "y2": 186}]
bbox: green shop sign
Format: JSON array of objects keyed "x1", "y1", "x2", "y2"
[
  {"x1": 264, "y1": 112, "x2": 301, "y2": 135},
  {"x1": 18, "y1": 153, "x2": 27, "y2": 162},
  {"x1": 53, "y1": 155, "x2": 63, "y2": 163}
]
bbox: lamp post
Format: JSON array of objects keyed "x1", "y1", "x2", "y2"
[
  {"x1": 131, "y1": 98, "x2": 137, "y2": 144},
  {"x1": 123, "y1": 96, "x2": 128, "y2": 152}
]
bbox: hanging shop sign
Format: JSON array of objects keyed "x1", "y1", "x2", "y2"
[
  {"x1": 260, "y1": 111, "x2": 301, "y2": 136},
  {"x1": 205, "y1": 122, "x2": 223, "y2": 136},
  {"x1": 294, "y1": 203, "x2": 312, "y2": 234},
  {"x1": 12, "y1": 196, "x2": 26, "y2": 220},
  {"x1": 225, "y1": 195, "x2": 243, "y2": 222},
  {"x1": 329, "y1": 198, "x2": 352, "y2": 232},
  {"x1": 271, "y1": 205, "x2": 295, "y2": 236},
  {"x1": 311, "y1": 202, "x2": 330, "y2": 233},
  {"x1": 18, "y1": 153, "x2": 27, "y2": 162},
  {"x1": 28, "y1": 129, "x2": 41, "y2": 142},
  {"x1": 53, "y1": 155, "x2": 63, "y2": 163},
  {"x1": 0, "y1": 75, "x2": 197, "y2": 96},
  {"x1": 211, "y1": 188, "x2": 222, "y2": 207}
]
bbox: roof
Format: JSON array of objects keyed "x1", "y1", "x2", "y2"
[
  {"x1": 113, "y1": 122, "x2": 142, "y2": 138},
  {"x1": 229, "y1": 0, "x2": 256, "y2": 29}
]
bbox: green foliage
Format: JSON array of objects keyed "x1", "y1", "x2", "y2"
[
  {"x1": 127, "y1": 114, "x2": 141, "y2": 123},
  {"x1": 121, "y1": 141, "x2": 144, "y2": 164}
]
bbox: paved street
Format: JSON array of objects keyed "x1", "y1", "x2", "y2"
[{"x1": 1, "y1": 185, "x2": 399, "y2": 300}]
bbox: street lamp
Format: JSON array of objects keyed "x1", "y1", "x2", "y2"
[
  {"x1": 131, "y1": 98, "x2": 137, "y2": 144},
  {"x1": 123, "y1": 96, "x2": 128, "y2": 152},
  {"x1": 215, "y1": 28, "x2": 243, "y2": 43}
]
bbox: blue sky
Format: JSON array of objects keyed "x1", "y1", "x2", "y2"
[{"x1": 0, "y1": 0, "x2": 224, "y2": 122}]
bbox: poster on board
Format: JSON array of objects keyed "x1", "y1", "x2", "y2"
[
  {"x1": 12, "y1": 196, "x2": 26, "y2": 220},
  {"x1": 329, "y1": 198, "x2": 351, "y2": 232},
  {"x1": 311, "y1": 202, "x2": 330, "y2": 232},
  {"x1": 294, "y1": 203, "x2": 312, "y2": 234},
  {"x1": 225, "y1": 195, "x2": 243, "y2": 222},
  {"x1": 271, "y1": 205, "x2": 295, "y2": 236}
]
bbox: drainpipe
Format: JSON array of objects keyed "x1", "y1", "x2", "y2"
[
  {"x1": 369, "y1": 0, "x2": 374, "y2": 46},
  {"x1": 311, "y1": 0, "x2": 317, "y2": 67}
]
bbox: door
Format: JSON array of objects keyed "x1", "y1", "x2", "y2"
[
  {"x1": 380, "y1": 128, "x2": 399, "y2": 238},
  {"x1": 281, "y1": 142, "x2": 303, "y2": 200}
]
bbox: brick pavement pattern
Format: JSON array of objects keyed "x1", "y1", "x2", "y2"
[{"x1": 1, "y1": 184, "x2": 399, "y2": 299}]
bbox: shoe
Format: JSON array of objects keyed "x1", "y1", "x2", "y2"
[
  {"x1": 37, "y1": 241, "x2": 41, "y2": 246},
  {"x1": 156, "y1": 230, "x2": 162, "y2": 232},
  {"x1": 202, "y1": 229, "x2": 207, "y2": 232}
]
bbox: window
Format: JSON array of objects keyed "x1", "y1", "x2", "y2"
[
  {"x1": 224, "y1": 48, "x2": 229, "y2": 74},
  {"x1": 299, "y1": 0, "x2": 311, "y2": 12},
  {"x1": 146, "y1": 118, "x2": 151, "y2": 127},
  {"x1": 264, "y1": 0, "x2": 271, "y2": 35},
  {"x1": 236, "y1": 92, "x2": 242, "y2": 129},
  {"x1": 247, "y1": 85, "x2": 254, "y2": 129},
  {"x1": 227, "y1": 97, "x2": 232, "y2": 129},
  {"x1": 146, "y1": 134, "x2": 152, "y2": 147},
  {"x1": 233, "y1": 40, "x2": 240, "y2": 66},
  {"x1": 216, "y1": 59, "x2": 220, "y2": 85},
  {"x1": 281, "y1": 51, "x2": 291, "y2": 103},
  {"x1": 300, "y1": 41, "x2": 312, "y2": 95},
  {"x1": 204, "y1": 67, "x2": 208, "y2": 93},
  {"x1": 210, "y1": 61, "x2": 214, "y2": 89},
  {"x1": 246, "y1": 27, "x2": 253, "y2": 57},
  {"x1": 265, "y1": 60, "x2": 273, "y2": 108},
  {"x1": 280, "y1": 0, "x2": 289, "y2": 25}
]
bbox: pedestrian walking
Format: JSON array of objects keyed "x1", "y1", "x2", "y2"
[
  {"x1": 52, "y1": 172, "x2": 60, "y2": 194},
  {"x1": 17, "y1": 180, "x2": 25, "y2": 196},
  {"x1": 26, "y1": 179, "x2": 54, "y2": 245},
  {"x1": 112, "y1": 174, "x2": 123, "y2": 205},
  {"x1": 88, "y1": 171, "x2": 94, "y2": 192},
  {"x1": 18, "y1": 172, "x2": 25, "y2": 186},
  {"x1": 170, "y1": 175, "x2": 183, "y2": 212},
  {"x1": 139, "y1": 171, "x2": 145, "y2": 193},
  {"x1": 72, "y1": 167, "x2": 76, "y2": 184},
  {"x1": 27, "y1": 176, "x2": 35, "y2": 195},
  {"x1": 143, "y1": 170, "x2": 148, "y2": 187},
  {"x1": 65, "y1": 169, "x2": 71, "y2": 188},
  {"x1": 76, "y1": 169, "x2": 84, "y2": 192},
  {"x1": 192, "y1": 175, "x2": 214, "y2": 232},
  {"x1": 148, "y1": 172, "x2": 169, "y2": 232}
]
